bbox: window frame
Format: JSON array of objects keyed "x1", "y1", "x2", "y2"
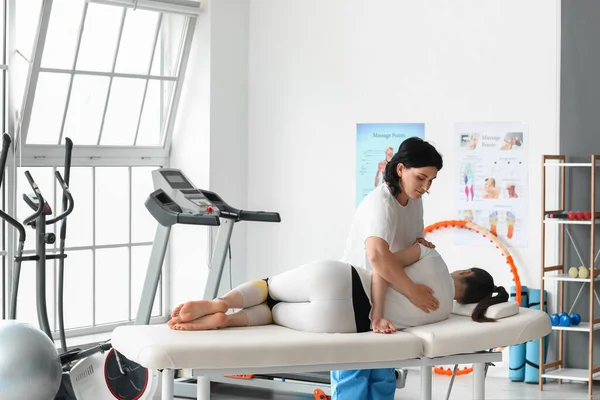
[
  {"x1": 17, "y1": 0, "x2": 200, "y2": 157},
  {"x1": 2, "y1": 0, "x2": 201, "y2": 335}
]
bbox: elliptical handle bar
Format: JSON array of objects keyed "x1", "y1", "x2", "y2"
[
  {"x1": 0, "y1": 134, "x2": 24, "y2": 241},
  {"x1": 47, "y1": 171, "x2": 74, "y2": 225},
  {"x1": 22, "y1": 171, "x2": 45, "y2": 226},
  {"x1": 59, "y1": 137, "x2": 73, "y2": 233},
  {"x1": 57, "y1": 138, "x2": 73, "y2": 354},
  {"x1": 0, "y1": 133, "x2": 11, "y2": 189},
  {"x1": 0, "y1": 210, "x2": 25, "y2": 244}
]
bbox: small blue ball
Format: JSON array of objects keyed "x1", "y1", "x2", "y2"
[
  {"x1": 559, "y1": 315, "x2": 571, "y2": 327},
  {"x1": 570, "y1": 313, "x2": 581, "y2": 325},
  {"x1": 550, "y1": 314, "x2": 559, "y2": 326}
]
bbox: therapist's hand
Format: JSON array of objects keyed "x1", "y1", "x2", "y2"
[
  {"x1": 415, "y1": 237, "x2": 435, "y2": 248},
  {"x1": 372, "y1": 317, "x2": 397, "y2": 334},
  {"x1": 407, "y1": 283, "x2": 439, "y2": 314}
]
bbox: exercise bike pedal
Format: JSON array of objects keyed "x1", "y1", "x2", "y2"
[{"x1": 313, "y1": 388, "x2": 330, "y2": 400}]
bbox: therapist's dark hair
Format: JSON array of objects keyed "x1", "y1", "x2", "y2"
[
  {"x1": 383, "y1": 137, "x2": 443, "y2": 197},
  {"x1": 459, "y1": 267, "x2": 509, "y2": 323}
]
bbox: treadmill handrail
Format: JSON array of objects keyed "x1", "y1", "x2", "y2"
[
  {"x1": 237, "y1": 210, "x2": 281, "y2": 223},
  {"x1": 145, "y1": 189, "x2": 220, "y2": 227}
]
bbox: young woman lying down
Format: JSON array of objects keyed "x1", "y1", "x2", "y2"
[{"x1": 168, "y1": 243, "x2": 509, "y2": 334}]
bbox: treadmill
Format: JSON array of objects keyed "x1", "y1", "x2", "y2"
[{"x1": 135, "y1": 167, "x2": 407, "y2": 398}]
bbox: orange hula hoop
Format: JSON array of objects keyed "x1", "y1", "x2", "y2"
[
  {"x1": 424, "y1": 220, "x2": 521, "y2": 377},
  {"x1": 433, "y1": 366, "x2": 473, "y2": 376},
  {"x1": 424, "y1": 219, "x2": 522, "y2": 305}
]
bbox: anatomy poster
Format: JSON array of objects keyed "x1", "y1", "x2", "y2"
[
  {"x1": 356, "y1": 123, "x2": 425, "y2": 206},
  {"x1": 455, "y1": 122, "x2": 528, "y2": 247}
]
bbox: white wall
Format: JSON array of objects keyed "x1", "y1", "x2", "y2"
[
  {"x1": 169, "y1": 0, "x2": 560, "y2": 380},
  {"x1": 169, "y1": 0, "x2": 249, "y2": 308},
  {"x1": 246, "y1": 0, "x2": 560, "y2": 376}
]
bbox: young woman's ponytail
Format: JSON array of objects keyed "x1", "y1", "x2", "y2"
[
  {"x1": 459, "y1": 268, "x2": 510, "y2": 323},
  {"x1": 471, "y1": 286, "x2": 509, "y2": 323}
]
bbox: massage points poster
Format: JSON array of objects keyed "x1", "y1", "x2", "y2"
[
  {"x1": 356, "y1": 123, "x2": 425, "y2": 207},
  {"x1": 455, "y1": 122, "x2": 529, "y2": 247}
]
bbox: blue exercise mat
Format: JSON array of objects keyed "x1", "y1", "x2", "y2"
[
  {"x1": 508, "y1": 285, "x2": 528, "y2": 382},
  {"x1": 524, "y1": 288, "x2": 549, "y2": 384}
]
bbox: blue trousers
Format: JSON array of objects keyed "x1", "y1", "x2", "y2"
[{"x1": 331, "y1": 368, "x2": 396, "y2": 400}]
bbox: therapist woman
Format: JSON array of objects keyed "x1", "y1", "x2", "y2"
[{"x1": 332, "y1": 136, "x2": 444, "y2": 399}]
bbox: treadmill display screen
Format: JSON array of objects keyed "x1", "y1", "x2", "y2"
[
  {"x1": 161, "y1": 171, "x2": 193, "y2": 189},
  {"x1": 167, "y1": 175, "x2": 185, "y2": 183}
]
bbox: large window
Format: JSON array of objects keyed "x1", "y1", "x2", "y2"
[
  {"x1": 2, "y1": 0, "x2": 200, "y2": 337},
  {"x1": 0, "y1": 0, "x2": 6, "y2": 319}
]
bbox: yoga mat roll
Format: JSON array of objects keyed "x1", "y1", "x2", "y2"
[
  {"x1": 525, "y1": 288, "x2": 549, "y2": 384},
  {"x1": 509, "y1": 286, "x2": 528, "y2": 382}
]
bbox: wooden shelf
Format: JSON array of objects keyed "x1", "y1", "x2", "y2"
[
  {"x1": 542, "y1": 368, "x2": 600, "y2": 382},
  {"x1": 543, "y1": 161, "x2": 600, "y2": 167},
  {"x1": 540, "y1": 154, "x2": 600, "y2": 396},
  {"x1": 543, "y1": 218, "x2": 600, "y2": 225},
  {"x1": 543, "y1": 273, "x2": 600, "y2": 282},
  {"x1": 551, "y1": 322, "x2": 600, "y2": 332}
]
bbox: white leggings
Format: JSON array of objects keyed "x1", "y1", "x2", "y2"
[{"x1": 234, "y1": 260, "x2": 371, "y2": 333}]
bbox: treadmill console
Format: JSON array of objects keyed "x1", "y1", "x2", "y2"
[
  {"x1": 146, "y1": 168, "x2": 281, "y2": 227},
  {"x1": 153, "y1": 169, "x2": 225, "y2": 215}
]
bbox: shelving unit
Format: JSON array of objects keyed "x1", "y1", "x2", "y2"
[{"x1": 539, "y1": 154, "x2": 600, "y2": 397}]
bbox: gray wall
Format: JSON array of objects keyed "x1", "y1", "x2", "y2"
[{"x1": 560, "y1": 0, "x2": 600, "y2": 369}]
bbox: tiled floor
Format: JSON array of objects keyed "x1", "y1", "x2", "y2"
[{"x1": 176, "y1": 371, "x2": 600, "y2": 399}]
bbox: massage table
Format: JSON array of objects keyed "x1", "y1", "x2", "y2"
[{"x1": 112, "y1": 303, "x2": 551, "y2": 400}]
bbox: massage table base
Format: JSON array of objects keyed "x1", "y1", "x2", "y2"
[
  {"x1": 159, "y1": 351, "x2": 502, "y2": 400},
  {"x1": 173, "y1": 370, "x2": 407, "y2": 398}
]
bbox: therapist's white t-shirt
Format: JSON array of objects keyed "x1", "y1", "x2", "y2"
[{"x1": 341, "y1": 184, "x2": 453, "y2": 329}]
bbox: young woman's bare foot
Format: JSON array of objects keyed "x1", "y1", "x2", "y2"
[
  {"x1": 177, "y1": 299, "x2": 229, "y2": 322},
  {"x1": 171, "y1": 312, "x2": 228, "y2": 331},
  {"x1": 170, "y1": 304, "x2": 184, "y2": 319}
]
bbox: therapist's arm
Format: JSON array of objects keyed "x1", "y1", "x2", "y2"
[
  {"x1": 373, "y1": 241, "x2": 421, "y2": 318},
  {"x1": 392, "y1": 242, "x2": 422, "y2": 267},
  {"x1": 371, "y1": 270, "x2": 388, "y2": 319},
  {"x1": 371, "y1": 270, "x2": 397, "y2": 333},
  {"x1": 366, "y1": 237, "x2": 439, "y2": 313}
]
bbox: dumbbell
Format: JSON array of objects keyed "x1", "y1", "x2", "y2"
[
  {"x1": 548, "y1": 211, "x2": 597, "y2": 220},
  {"x1": 549, "y1": 312, "x2": 581, "y2": 327},
  {"x1": 568, "y1": 266, "x2": 589, "y2": 279}
]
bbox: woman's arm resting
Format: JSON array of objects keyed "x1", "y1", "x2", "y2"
[
  {"x1": 371, "y1": 270, "x2": 397, "y2": 334},
  {"x1": 366, "y1": 237, "x2": 439, "y2": 313},
  {"x1": 371, "y1": 269, "x2": 388, "y2": 319}
]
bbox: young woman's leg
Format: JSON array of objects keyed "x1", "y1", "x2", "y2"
[
  {"x1": 169, "y1": 279, "x2": 272, "y2": 330},
  {"x1": 171, "y1": 260, "x2": 369, "y2": 333},
  {"x1": 268, "y1": 260, "x2": 370, "y2": 333}
]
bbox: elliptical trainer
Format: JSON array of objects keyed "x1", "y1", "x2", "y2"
[{"x1": 0, "y1": 133, "x2": 159, "y2": 400}]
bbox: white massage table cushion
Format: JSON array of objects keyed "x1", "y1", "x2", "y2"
[
  {"x1": 405, "y1": 307, "x2": 551, "y2": 358},
  {"x1": 451, "y1": 300, "x2": 519, "y2": 320},
  {"x1": 111, "y1": 324, "x2": 424, "y2": 370}
]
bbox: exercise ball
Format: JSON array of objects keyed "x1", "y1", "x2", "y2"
[{"x1": 0, "y1": 320, "x2": 62, "y2": 400}]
